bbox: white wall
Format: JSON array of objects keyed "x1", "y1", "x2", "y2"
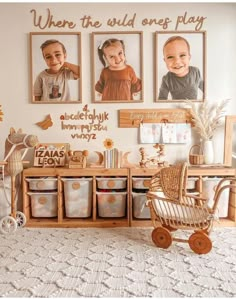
[{"x1": 0, "y1": 2, "x2": 236, "y2": 166}]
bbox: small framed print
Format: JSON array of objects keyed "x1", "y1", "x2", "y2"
[
  {"x1": 91, "y1": 31, "x2": 143, "y2": 103},
  {"x1": 30, "y1": 32, "x2": 82, "y2": 103},
  {"x1": 155, "y1": 31, "x2": 206, "y2": 102}
]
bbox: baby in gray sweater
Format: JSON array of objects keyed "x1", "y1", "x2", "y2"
[{"x1": 158, "y1": 35, "x2": 203, "y2": 100}]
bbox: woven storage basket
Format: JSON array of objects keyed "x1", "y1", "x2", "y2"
[{"x1": 189, "y1": 144, "x2": 204, "y2": 165}]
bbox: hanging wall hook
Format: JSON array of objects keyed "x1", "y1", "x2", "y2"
[
  {"x1": 161, "y1": 118, "x2": 169, "y2": 124},
  {"x1": 132, "y1": 118, "x2": 144, "y2": 126}
]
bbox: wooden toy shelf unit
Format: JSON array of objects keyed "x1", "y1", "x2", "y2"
[{"x1": 22, "y1": 166, "x2": 236, "y2": 228}]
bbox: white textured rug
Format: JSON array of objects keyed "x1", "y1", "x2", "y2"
[{"x1": 0, "y1": 227, "x2": 236, "y2": 297}]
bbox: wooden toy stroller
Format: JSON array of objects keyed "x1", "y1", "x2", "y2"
[
  {"x1": 0, "y1": 128, "x2": 38, "y2": 234},
  {"x1": 146, "y1": 162, "x2": 236, "y2": 254}
]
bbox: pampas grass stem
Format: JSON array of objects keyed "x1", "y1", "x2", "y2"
[{"x1": 185, "y1": 99, "x2": 230, "y2": 140}]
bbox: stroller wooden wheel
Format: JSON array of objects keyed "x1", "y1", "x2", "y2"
[
  {"x1": 16, "y1": 211, "x2": 27, "y2": 228},
  {"x1": 152, "y1": 227, "x2": 172, "y2": 249},
  {"x1": 189, "y1": 232, "x2": 212, "y2": 254},
  {"x1": 0, "y1": 216, "x2": 17, "y2": 234}
]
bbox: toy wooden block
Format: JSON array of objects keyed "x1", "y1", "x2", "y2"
[
  {"x1": 139, "y1": 144, "x2": 169, "y2": 168},
  {"x1": 68, "y1": 150, "x2": 88, "y2": 168}
]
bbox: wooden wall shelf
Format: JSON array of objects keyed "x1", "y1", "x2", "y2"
[{"x1": 119, "y1": 108, "x2": 193, "y2": 127}]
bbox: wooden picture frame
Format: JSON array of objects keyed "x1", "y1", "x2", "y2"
[
  {"x1": 155, "y1": 31, "x2": 206, "y2": 102},
  {"x1": 224, "y1": 115, "x2": 236, "y2": 166},
  {"x1": 30, "y1": 32, "x2": 82, "y2": 104},
  {"x1": 91, "y1": 31, "x2": 143, "y2": 103}
]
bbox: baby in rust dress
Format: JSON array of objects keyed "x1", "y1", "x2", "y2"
[{"x1": 95, "y1": 38, "x2": 142, "y2": 101}]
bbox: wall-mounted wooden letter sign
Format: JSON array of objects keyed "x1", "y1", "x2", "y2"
[{"x1": 118, "y1": 108, "x2": 193, "y2": 128}]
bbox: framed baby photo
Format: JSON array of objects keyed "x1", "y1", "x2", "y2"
[
  {"x1": 154, "y1": 31, "x2": 207, "y2": 102},
  {"x1": 91, "y1": 31, "x2": 143, "y2": 103},
  {"x1": 30, "y1": 32, "x2": 82, "y2": 104}
]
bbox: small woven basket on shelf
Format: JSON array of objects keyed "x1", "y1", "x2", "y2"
[{"x1": 189, "y1": 144, "x2": 204, "y2": 165}]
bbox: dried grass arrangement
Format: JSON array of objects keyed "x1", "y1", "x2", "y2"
[{"x1": 185, "y1": 99, "x2": 230, "y2": 140}]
